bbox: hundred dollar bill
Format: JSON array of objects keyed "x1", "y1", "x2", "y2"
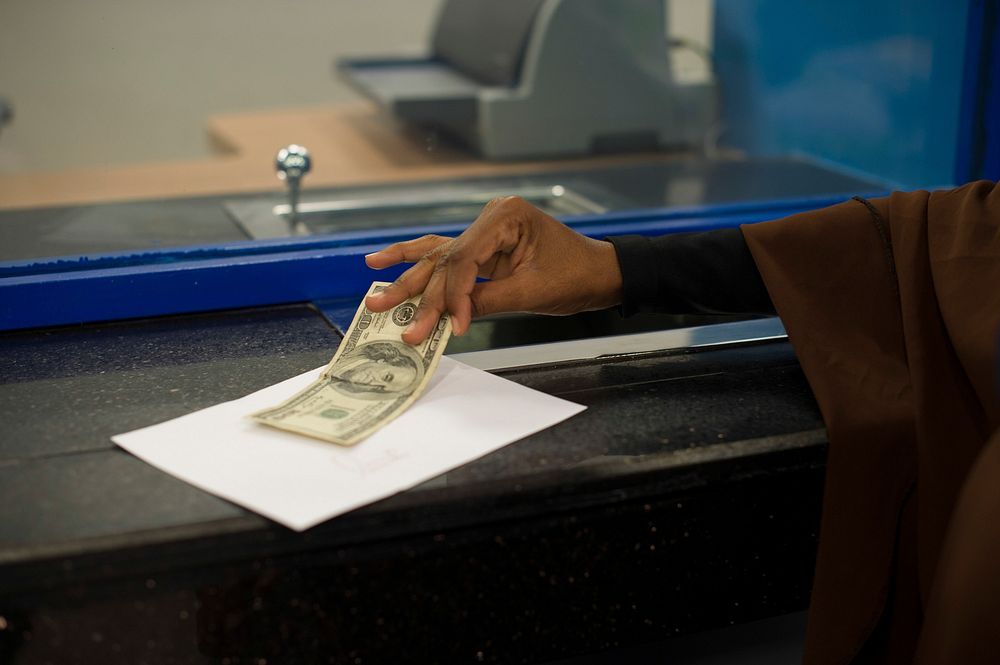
[{"x1": 251, "y1": 282, "x2": 452, "y2": 445}]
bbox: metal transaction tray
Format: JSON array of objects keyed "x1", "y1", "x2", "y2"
[{"x1": 225, "y1": 184, "x2": 607, "y2": 239}]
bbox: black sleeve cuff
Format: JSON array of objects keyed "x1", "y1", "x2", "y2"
[
  {"x1": 607, "y1": 235, "x2": 661, "y2": 317},
  {"x1": 606, "y1": 228, "x2": 775, "y2": 317}
]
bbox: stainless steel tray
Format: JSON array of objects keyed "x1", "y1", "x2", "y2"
[{"x1": 226, "y1": 184, "x2": 607, "y2": 239}]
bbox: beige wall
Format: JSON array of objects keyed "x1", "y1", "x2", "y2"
[
  {"x1": 0, "y1": 0, "x2": 712, "y2": 174},
  {"x1": 0, "y1": 0, "x2": 440, "y2": 173}
]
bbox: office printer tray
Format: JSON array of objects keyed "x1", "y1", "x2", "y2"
[{"x1": 338, "y1": 57, "x2": 481, "y2": 129}]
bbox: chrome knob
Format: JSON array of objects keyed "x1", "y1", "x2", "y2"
[
  {"x1": 276, "y1": 144, "x2": 311, "y2": 182},
  {"x1": 275, "y1": 144, "x2": 311, "y2": 228}
]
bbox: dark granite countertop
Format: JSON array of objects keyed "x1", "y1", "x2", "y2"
[
  {"x1": 1, "y1": 302, "x2": 823, "y2": 580},
  {"x1": 0, "y1": 302, "x2": 828, "y2": 664}
]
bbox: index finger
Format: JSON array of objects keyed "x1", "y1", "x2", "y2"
[{"x1": 365, "y1": 235, "x2": 451, "y2": 270}]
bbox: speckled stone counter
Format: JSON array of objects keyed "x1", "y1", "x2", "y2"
[{"x1": 0, "y1": 303, "x2": 826, "y2": 664}]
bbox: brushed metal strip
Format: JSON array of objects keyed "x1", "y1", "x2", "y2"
[
  {"x1": 227, "y1": 184, "x2": 606, "y2": 239},
  {"x1": 447, "y1": 317, "x2": 788, "y2": 371},
  {"x1": 271, "y1": 186, "x2": 605, "y2": 216}
]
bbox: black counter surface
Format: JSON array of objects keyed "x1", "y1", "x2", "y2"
[{"x1": 0, "y1": 303, "x2": 826, "y2": 664}]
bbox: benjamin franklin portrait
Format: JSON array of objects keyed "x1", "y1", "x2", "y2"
[{"x1": 327, "y1": 341, "x2": 424, "y2": 400}]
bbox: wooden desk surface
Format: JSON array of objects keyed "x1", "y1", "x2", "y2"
[{"x1": 0, "y1": 104, "x2": 677, "y2": 210}]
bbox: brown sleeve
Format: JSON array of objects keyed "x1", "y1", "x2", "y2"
[
  {"x1": 911, "y1": 182, "x2": 1000, "y2": 665},
  {"x1": 924, "y1": 182, "x2": 1000, "y2": 421},
  {"x1": 741, "y1": 181, "x2": 1000, "y2": 665},
  {"x1": 741, "y1": 197, "x2": 917, "y2": 665},
  {"x1": 740, "y1": 196, "x2": 914, "y2": 434}
]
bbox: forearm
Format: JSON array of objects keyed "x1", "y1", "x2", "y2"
[{"x1": 606, "y1": 228, "x2": 775, "y2": 316}]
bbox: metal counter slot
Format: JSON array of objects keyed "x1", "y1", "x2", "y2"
[
  {"x1": 448, "y1": 317, "x2": 788, "y2": 371},
  {"x1": 227, "y1": 185, "x2": 607, "y2": 239}
]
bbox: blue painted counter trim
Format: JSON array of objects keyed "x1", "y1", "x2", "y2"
[
  {"x1": 0, "y1": 193, "x2": 885, "y2": 331},
  {"x1": 956, "y1": 0, "x2": 1000, "y2": 183},
  {"x1": 982, "y1": 2, "x2": 1000, "y2": 180}
]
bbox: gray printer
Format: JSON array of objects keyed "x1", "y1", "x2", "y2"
[{"x1": 338, "y1": 0, "x2": 715, "y2": 160}]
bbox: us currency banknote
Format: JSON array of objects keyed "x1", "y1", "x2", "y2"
[{"x1": 252, "y1": 282, "x2": 452, "y2": 445}]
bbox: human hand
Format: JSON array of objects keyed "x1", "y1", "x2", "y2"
[{"x1": 364, "y1": 196, "x2": 623, "y2": 344}]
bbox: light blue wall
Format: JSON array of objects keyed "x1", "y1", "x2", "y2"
[{"x1": 713, "y1": 1, "x2": 971, "y2": 188}]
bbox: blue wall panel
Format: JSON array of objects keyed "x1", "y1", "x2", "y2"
[{"x1": 714, "y1": 1, "x2": 970, "y2": 188}]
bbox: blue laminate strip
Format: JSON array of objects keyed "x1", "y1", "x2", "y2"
[
  {"x1": 0, "y1": 193, "x2": 883, "y2": 331},
  {"x1": 0, "y1": 247, "x2": 406, "y2": 332},
  {"x1": 0, "y1": 192, "x2": 881, "y2": 279}
]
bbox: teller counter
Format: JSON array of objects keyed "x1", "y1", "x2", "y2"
[
  {"x1": 0, "y1": 305, "x2": 824, "y2": 664},
  {"x1": 0, "y1": 105, "x2": 881, "y2": 664}
]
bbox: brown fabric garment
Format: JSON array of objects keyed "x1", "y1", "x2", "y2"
[
  {"x1": 915, "y1": 429, "x2": 1000, "y2": 663},
  {"x1": 740, "y1": 181, "x2": 1000, "y2": 664}
]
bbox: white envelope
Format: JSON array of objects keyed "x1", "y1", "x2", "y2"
[{"x1": 113, "y1": 356, "x2": 585, "y2": 531}]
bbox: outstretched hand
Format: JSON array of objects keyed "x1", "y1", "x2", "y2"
[{"x1": 364, "y1": 196, "x2": 623, "y2": 344}]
